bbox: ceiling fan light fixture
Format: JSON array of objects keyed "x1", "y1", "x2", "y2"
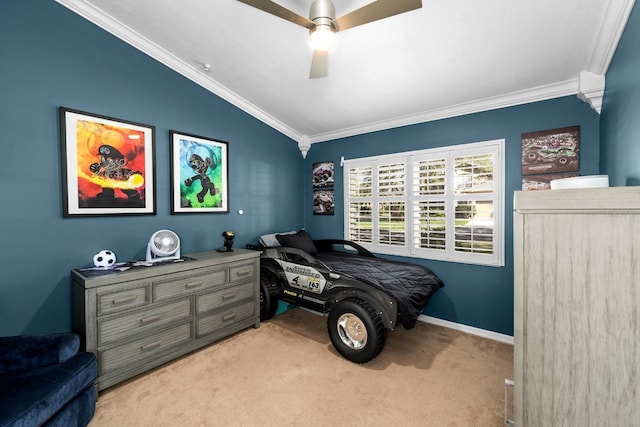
[
  {"x1": 239, "y1": 0, "x2": 422, "y2": 78},
  {"x1": 309, "y1": 24, "x2": 335, "y2": 51}
]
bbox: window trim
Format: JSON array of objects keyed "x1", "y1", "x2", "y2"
[{"x1": 343, "y1": 139, "x2": 505, "y2": 267}]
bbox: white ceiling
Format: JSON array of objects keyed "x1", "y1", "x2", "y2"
[{"x1": 57, "y1": 0, "x2": 635, "y2": 154}]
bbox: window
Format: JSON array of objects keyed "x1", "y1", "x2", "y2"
[{"x1": 344, "y1": 139, "x2": 504, "y2": 266}]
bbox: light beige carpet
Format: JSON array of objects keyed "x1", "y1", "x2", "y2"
[{"x1": 90, "y1": 308, "x2": 513, "y2": 426}]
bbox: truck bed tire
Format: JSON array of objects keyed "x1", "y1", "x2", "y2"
[
  {"x1": 327, "y1": 298, "x2": 386, "y2": 363},
  {"x1": 260, "y1": 269, "x2": 279, "y2": 320}
]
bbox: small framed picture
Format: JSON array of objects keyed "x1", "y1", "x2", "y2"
[
  {"x1": 170, "y1": 131, "x2": 229, "y2": 214},
  {"x1": 313, "y1": 161, "x2": 334, "y2": 188},
  {"x1": 312, "y1": 161, "x2": 335, "y2": 215},
  {"x1": 521, "y1": 126, "x2": 580, "y2": 175},
  {"x1": 59, "y1": 107, "x2": 156, "y2": 217},
  {"x1": 313, "y1": 189, "x2": 335, "y2": 215}
]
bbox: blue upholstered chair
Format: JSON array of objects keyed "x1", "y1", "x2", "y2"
[{"x1": 0, "y1": 333, "x2": 97, "y2": 427}]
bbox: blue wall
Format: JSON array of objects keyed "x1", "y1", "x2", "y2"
[
  {"x1": 0, "y1": 1, "x2": 304, "y2": 336},
  {"x1": 601, "y1": 2, "x2": 640, "y2": 185},
  {"x1": 304, "y1": 97, "x2": 600, "y2": 335},
  {"x1": 3, "y1": 0, "x2": 631, "y2": 339}
]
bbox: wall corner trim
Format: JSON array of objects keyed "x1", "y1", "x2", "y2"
[
  {"x1": 298, "y1": 137, "x2": 311, "y2": 158},
  {"x1": 577, "y1": 71, "x2": 606, "y2": 114}
]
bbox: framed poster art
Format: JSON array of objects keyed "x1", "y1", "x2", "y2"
[
  {"x1": 312, "y1": 160, "x2": 334, "y2": 188},
  {"x1": 170, "y1": 130, "x2": 228, "y2": 214},
  {"x1": 59, "y1": 107, "x2": 156, "y2": 217},
  {"x1": 312, "y1": 161, "x2": 335, "y2": 215},
  {"x1": 521, "y1": 126, "x2": 580, "y2": 175},
  {"x1": 313, "y1": 189, "x2": 335, "y2": 215}
]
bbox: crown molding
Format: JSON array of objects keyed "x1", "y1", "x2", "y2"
[
  {"x1": 584, "y1": 0, "x2": 636, "y2": 74},
  {"x1": 307, "y1": 78, "x2": 579, "y2": 144},
  {"x1": 55, "y1": 0, "x2": 304, "y2": 146},
  {"x1": 305, "y1": 0, "x2": 635, "y2": 145},
  {"x1": 56, "y1": 0, "x2": 635, "y2": 155}
]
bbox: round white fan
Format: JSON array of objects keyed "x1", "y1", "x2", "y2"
[{"x1": 146, "y1": 230, "x2": 181, "y2": 263}]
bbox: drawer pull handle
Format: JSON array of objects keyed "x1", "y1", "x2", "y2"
[
  {"x1": 185, "y1": 281, "x2": 203, "y2": 288},
  {"x1": 222, "y1": 293, "x2": 236, "y2": 300},
  {"x1": 140, "y1": 314, "x2": 162, "y2": 324},
  {"x1": 235, "y1": 270, "x2": 252, "y2": 277},
  {"x1": 222, "y1": 313, "x2": 237, "y2": 322},
  {"x1": 141, "y1": 340, "x2": 162, "y2": 351},
  {"x1": 112, "y1": 295, "x2": 137, "y2": 304}
]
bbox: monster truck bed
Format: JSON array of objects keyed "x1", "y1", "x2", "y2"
[{"x1": 253, "y1": 230, "x2": 444, "y2": 363}]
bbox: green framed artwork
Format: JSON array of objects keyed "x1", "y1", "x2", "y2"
[{"x1": 170, "y1": 130, "x2": 228, "y2": 214}]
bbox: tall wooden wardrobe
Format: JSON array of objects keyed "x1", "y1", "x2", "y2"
[{"x1": 513, "y1": 187, "x2": 640, "y2": 426}]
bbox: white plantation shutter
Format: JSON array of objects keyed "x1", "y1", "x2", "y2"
[
  {"x1": 377, "y1": 162, "x2": 406, "y2": 247},
  {"x1": 348, "y1": 202, "x2": 372, "y2": 243},
  {"x1": 347, "y1": 166, "x2": 373, "y2": 243},
  {"x1": 344, "y1": 139, "x2": 503, "y2": 266},
  {"x1": 412, "y1": 157, "x2": 447, "y2": 253},
  {"x1": 453, "y1": 153, "x2": 495, "y2": 258},
  {"x1": 348, "y1": 166, "x2": 372, "y2": 198}
]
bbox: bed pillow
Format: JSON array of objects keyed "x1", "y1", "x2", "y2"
[
  {"x1": 259, "y1": 230, "x2": 296, "y2": 247},
  {"x1": 276, "y1": 229, "x2": 318, "y2": 255}
]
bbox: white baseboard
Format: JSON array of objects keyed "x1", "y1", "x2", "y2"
[
  {"x1": 293, "y1": 306, "x2": 514, "y2": 345},
  {"x1": 418, "y1": 315, "x2": 514, "y2": 345}
]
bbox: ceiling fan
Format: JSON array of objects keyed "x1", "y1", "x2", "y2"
[{"x1": 238, "y1": 0, "x2": 422, "y2": 78}]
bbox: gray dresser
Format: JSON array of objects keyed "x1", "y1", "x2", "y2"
[
  {"x1": 71, "y1": 249, "x2": 260, "y2": 391},
  {"x1": 513, "y1": 187, "x2": 640, "y2": 426}
]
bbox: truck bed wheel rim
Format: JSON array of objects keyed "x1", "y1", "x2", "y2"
[{"x1": 336, "y1": 313, "x2": 368, "y2": 350}]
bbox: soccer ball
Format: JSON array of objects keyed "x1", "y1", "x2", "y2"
[{"x1": 93, "y1": 250, "x2": 116, "y2": 268}]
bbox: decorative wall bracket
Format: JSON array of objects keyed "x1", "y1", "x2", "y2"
[
  {"x1": 298, "y1": 136, "x2": 311, "y2": 158},
  {"x1": 577, "y1": 71, "x2": 605, "y2": 114}
]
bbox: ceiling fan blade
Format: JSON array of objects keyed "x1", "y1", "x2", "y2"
[
  {"x1": 333, "y1": 0, "x2": 422, "y2": 32},
  {"x1": 238, "y1": 0, "x2": 314, "y2": 29},
  {"x1": 310, "y1": 50, "x2": 328, "y2": 79}
]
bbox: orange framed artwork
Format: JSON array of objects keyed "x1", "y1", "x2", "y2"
[{"x1": 59, "y1": 107, "x2": 156, "y2": 217}]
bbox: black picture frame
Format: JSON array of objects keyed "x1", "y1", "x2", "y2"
[
  {"x1": 59, "y1": 107, "x2": 156, "y2": 217},
  {"x1": 170, "y1": 130, "x2": 229, "y2": 214}
]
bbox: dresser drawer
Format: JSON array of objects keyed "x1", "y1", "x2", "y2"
[
  {"x1": 100, "y1": 321, "x2": 192, "y2": 374},
  {"x1": 72, "y1": 249, "x2": 260, "y2": 391},
  {"x1": 99, "y1": 298, "x2": 191, "y2": 345},
  {"x1": 229, "y1": 263, "x2": 255, "y2": 282},
  {"x1": 196, "y1": 300, "x2": 255, "y2": 337},
  {"x1": 196, "y1": 281, "x2": 255, "y2": 315},
  {"x1": 97, "y1": 283, "x2": 149, "y2": 316},
  {"x1": 153, "y1": 267, "x2": 226, "y2": 302}
]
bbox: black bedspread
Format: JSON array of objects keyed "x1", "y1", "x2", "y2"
[{"x1": 316, "y1": 252, "x2": 444, "y2": 329}]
